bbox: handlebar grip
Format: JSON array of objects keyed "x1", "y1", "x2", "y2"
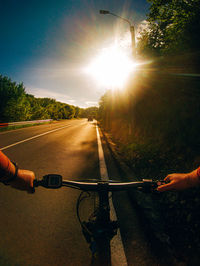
[{"x1": 33, "y1": 175, "x2": 62, "y2": 189}]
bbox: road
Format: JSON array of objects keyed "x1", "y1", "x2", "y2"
[{"x1": 0, "y1": 119, "x2": 163, "y2": 266}]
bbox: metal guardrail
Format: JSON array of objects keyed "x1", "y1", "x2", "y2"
[
  {"x1": 0, "y1": 123, "x2": 8, "y2": 128},
  {"x1": 0, "y1": 119, "x2": 53, "y2": 128}
]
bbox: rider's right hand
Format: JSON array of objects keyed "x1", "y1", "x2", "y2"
[{"x1": 157, "y1": 169, "x2": 200, "y2": 192}]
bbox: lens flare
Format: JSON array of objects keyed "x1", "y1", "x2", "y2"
[{"x1": 85, "y1": 44, "x2": 136, "y2": 89}]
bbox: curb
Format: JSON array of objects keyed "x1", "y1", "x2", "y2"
[{"x1": 99, "y1": 126, "x2": 136, "y2": 181}]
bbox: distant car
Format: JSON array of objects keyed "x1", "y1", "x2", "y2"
[{"x1": 88, "y1": 116, "x2": 93, "y2": 121}]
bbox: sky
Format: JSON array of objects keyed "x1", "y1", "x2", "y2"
[{"x1": 0, "y1": 0, "x2": 150, "y2": 108}]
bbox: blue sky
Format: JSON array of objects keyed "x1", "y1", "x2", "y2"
[{"x1": 0, "y1": 0, "x2": 150, "y2": 107}]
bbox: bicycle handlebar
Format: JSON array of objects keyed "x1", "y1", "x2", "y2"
[
  {"x1": 62, "y1": 179, "x2": 158, "y2": 191},
  {"x1": 34, "y1": 174, "x2": 164, "y2": 192}
]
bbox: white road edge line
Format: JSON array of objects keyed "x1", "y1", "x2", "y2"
[
  {"x1": 0, "y1": 124, "x2": 72, "y2": 151},
  {"x1": 96, "y1": 123, "x2": 128, "y2": 266}
]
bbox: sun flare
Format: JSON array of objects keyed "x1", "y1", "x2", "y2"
[{"x1": 85, "y1": 44, "x2": 136, "y2": 89}]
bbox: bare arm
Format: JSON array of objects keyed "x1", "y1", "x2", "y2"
[{"x1": 0, "y1": 151, "x2": 35, "y2": 193}]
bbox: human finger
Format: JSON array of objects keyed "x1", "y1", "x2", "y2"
[
  {"x1": 157, "y1": 181, "x2": 175, "y2": 192},
  {"x1": 164, "y1": 175, "x2": 173, "y2": 182}
]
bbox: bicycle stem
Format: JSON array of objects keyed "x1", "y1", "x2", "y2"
[{"x1": 97, "y1": 183, "x2": 110, "y2": 223}]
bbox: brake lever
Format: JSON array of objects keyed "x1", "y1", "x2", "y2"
[{"x1": 138, "y1": 179, "x2": 167, "y2": 193}]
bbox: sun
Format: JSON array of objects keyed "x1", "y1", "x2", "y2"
[{"x1": 85, "y1": 44, "x2": 136, "y2": 89}]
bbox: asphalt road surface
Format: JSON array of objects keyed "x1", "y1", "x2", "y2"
[{"x1": 0, "y1": 119, "x2": 164, "y2": 266}]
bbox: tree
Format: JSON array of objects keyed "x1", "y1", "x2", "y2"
[
  {"x1": 26, "y1": 94, "x2": 50, "y2": 120},
  {"x1": 64, "y1": 104, "x2": 75, "y2": 119},
  {"x1": 0, "y1": 75, "x2": 26, "y2": 121},
  {"x1": 137, "y1": 0, "x2": 200, "y2": 55},
  {"x1": 80, "y1": 106, "x2": 99, "y2": 119},
  {"x1": 74, "y1": 106, "x2": 80, "y2": 118},
  {"x1": 0, "y1": 75, "x2": 85, "y2": 122},
  {"x1": 137, "y1": 21, "x2": 163, "y2": 57},
  {"x1": 4, "y1": 96, "x2": 31, "y2": 122}
]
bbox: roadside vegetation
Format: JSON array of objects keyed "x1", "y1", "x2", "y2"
[
  {"x1": 0, "y1": 75, "x2": 81, "y2": 122},
  {"x1": 0, "y1": 75, "x2": 98, "y2": 124},
  {"x1": 98, "y1": 0, "x2": 200, "y2": 263},
  {"x1": 137, "y1": 0, "x2": 200, "y2": 57},
  {"x1": 80, "y1": 106, "x2": 98, "y2": 119}
]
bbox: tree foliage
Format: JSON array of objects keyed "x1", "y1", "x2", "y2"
[
  {"x1": 0, "y1": 75, "x2": 83, "y2": 122},
  {"x1": 79, "y1": 106, "x2": 99, "y2": 119},
  {"x1": 137, "y1": 0, "x2": 200, "y2": 56}
]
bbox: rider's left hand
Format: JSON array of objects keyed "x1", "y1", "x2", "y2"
[{"x1": 10, "y1": 169, "x2": 35, "y2": 193}]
